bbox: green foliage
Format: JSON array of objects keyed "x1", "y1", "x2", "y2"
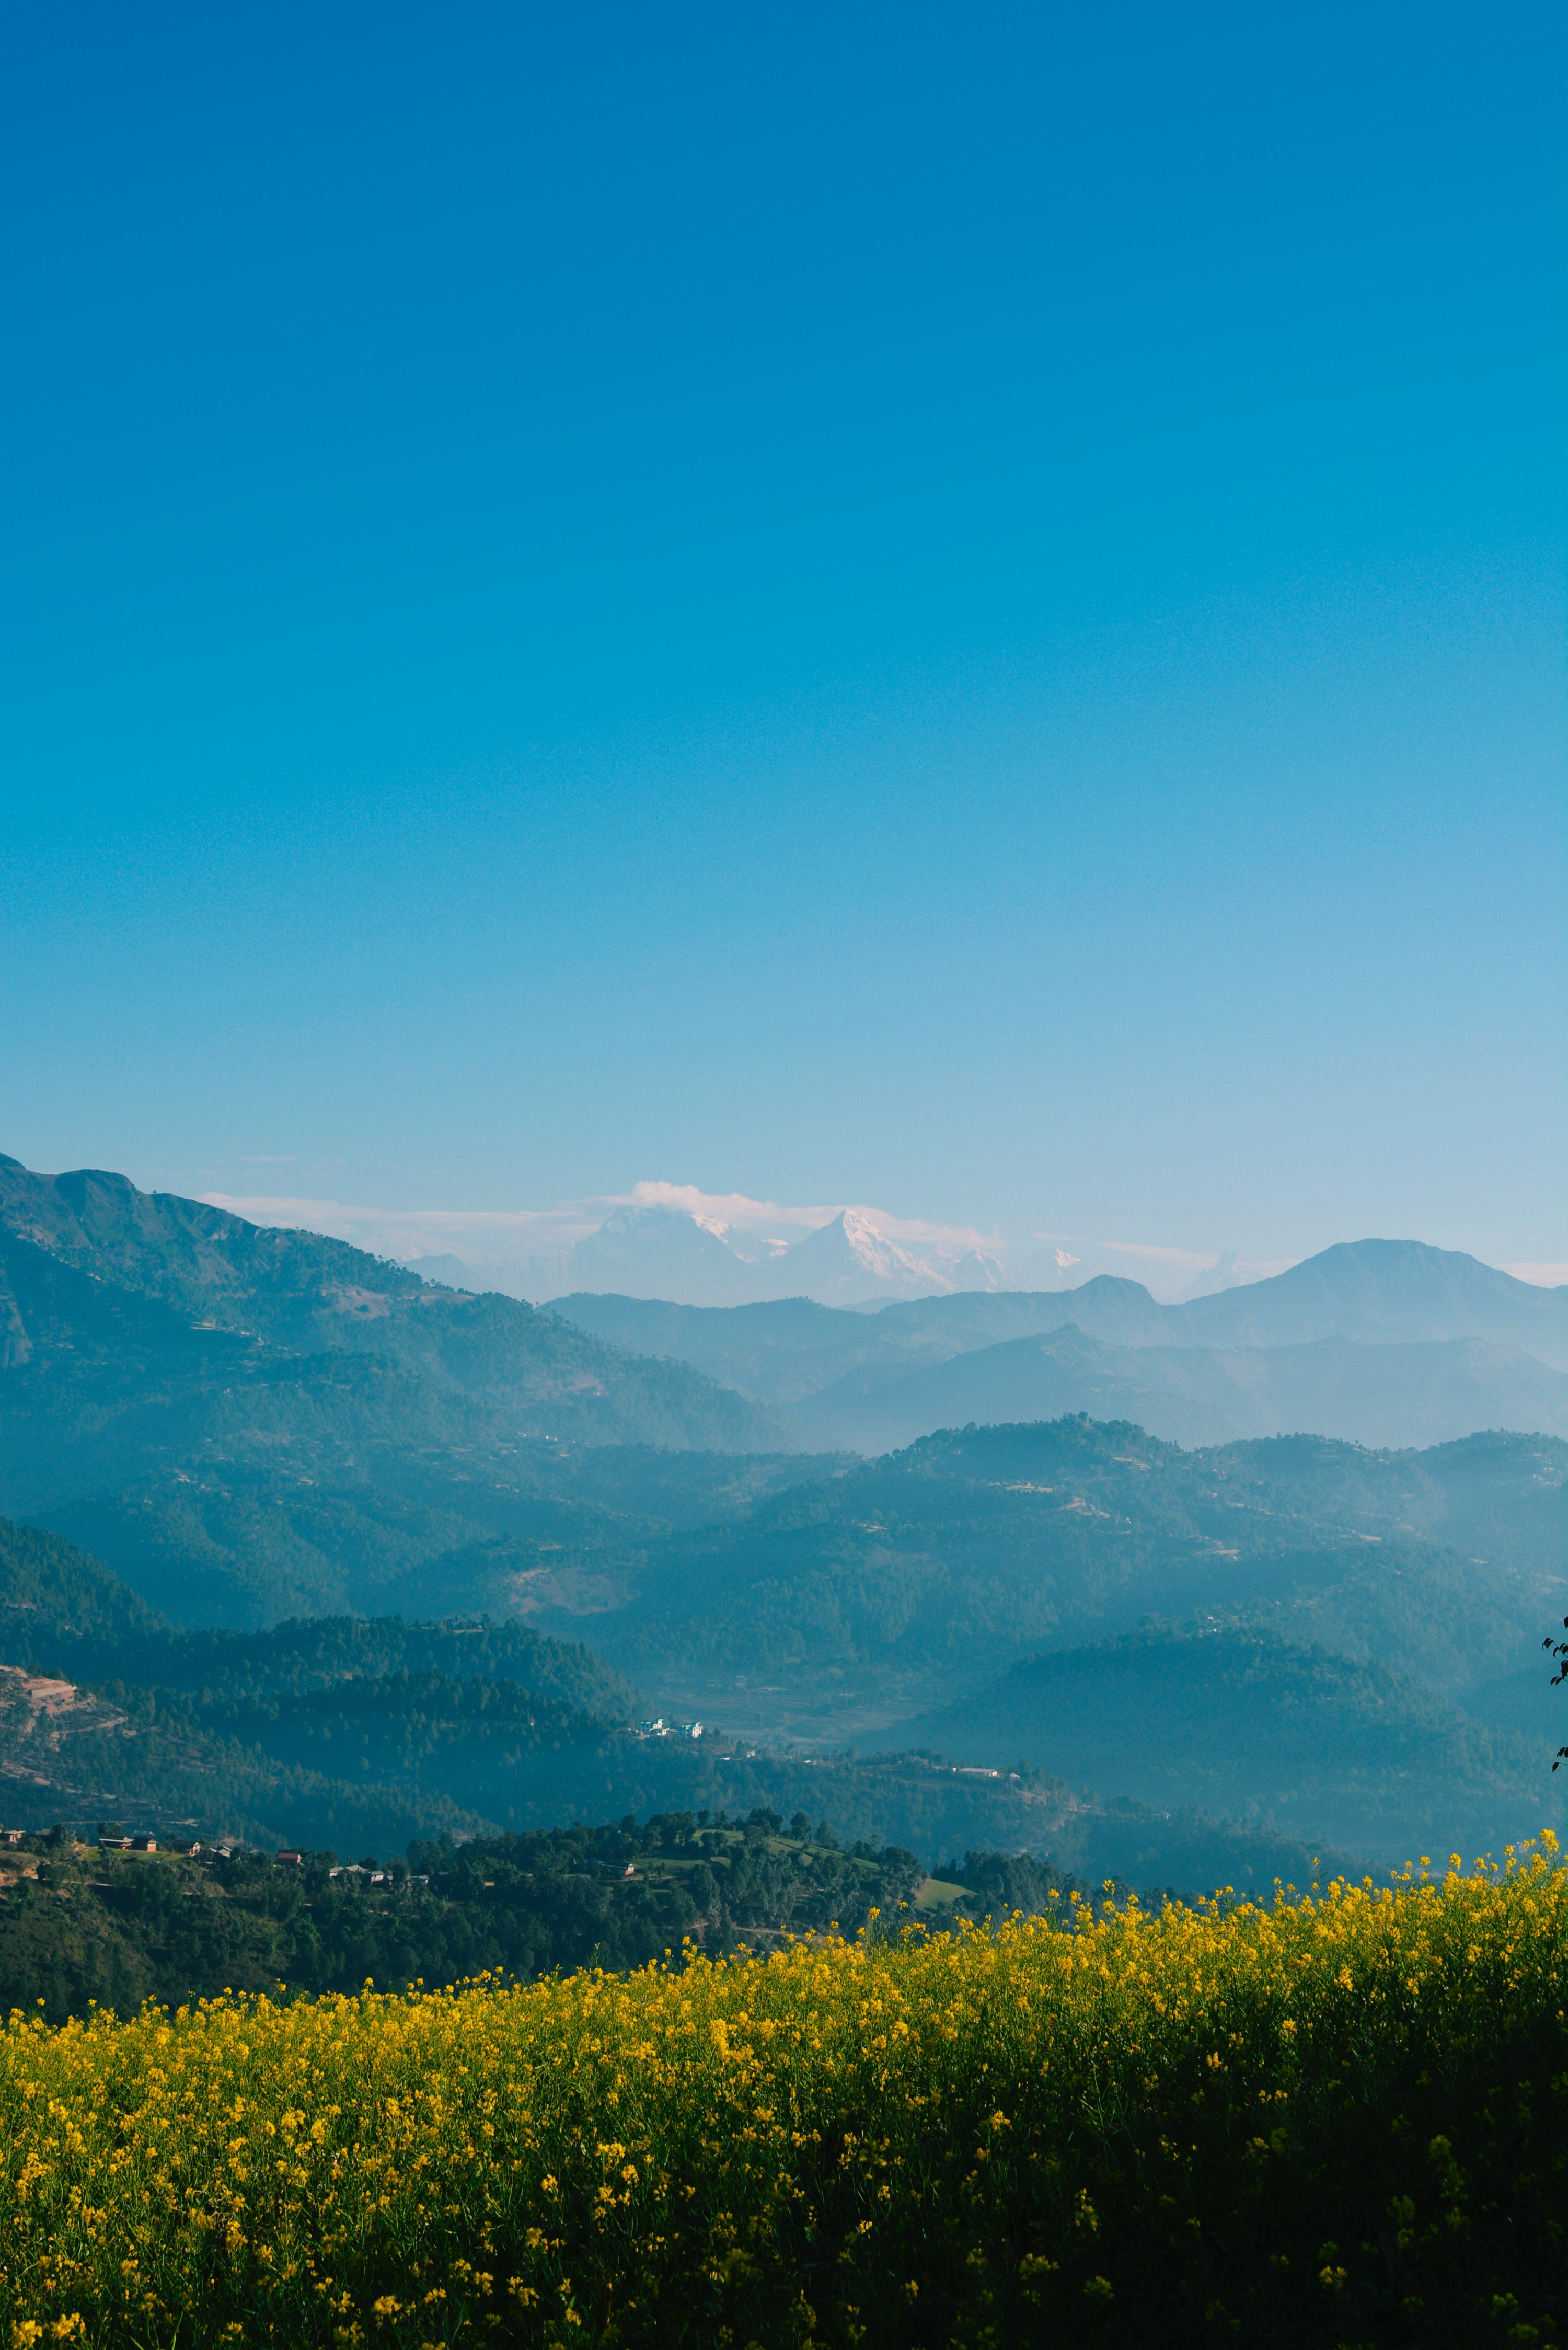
[
  {"x1": 897, "y1": 1620, "x2": 1563, "y2": 1861},
  {"x1": 0, "y1": 1813, "x2": 925, "y2": 2022},
  {"x1": 0, "y1": 1516, "x2": 167, "y2": 1660},
  {"x1": 575, "y1": 1416, "x2": 1566, "y2": 1723},
  {"x1": 932, "y1": 1847, "x2": 1083, "y2": 1918},
  {"x1": 158, "y1": 1611, "x2": 640, "y2": 1718},
  {"x1": 177, "y1": 1668, "x2": 616, "y2": 1814},
  {"x1": 2, "y1": 1849, "x2": 1565, "y2": 2345}
]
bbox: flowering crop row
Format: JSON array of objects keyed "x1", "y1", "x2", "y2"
[{"x1": 2, "y1": 1840, "x2": 1564, "y2": 2347}]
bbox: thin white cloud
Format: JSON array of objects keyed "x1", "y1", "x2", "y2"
[
  {"x1": 1032, "y1": 1232, "x2": 1300, "y2": 1286},
  {"x1": 628, "y1": 1180, "x2": 994, "y2": 1253},
  {"x1": 860, "y1": 1208, "x2": 999, "y2": 1252},
  {"x1": 200, "y1": 1193, "x2": 603, "y2": 1249},
  {"x1": 1502, "y1": 1261, "x2": 1568, "y2": 1288},
  {"x1": 1035, "y1": 1230, "x2": 1223, "y2": 1271},
  {"x1": 200, "y1": 1182, "x2": 996, "y2": 1265},
  {"x1": 628, "y1": 1180, "x2": 829, "y2": 1231},
  {"x1": 191, "y1": 1188, "x2": 1386, "y2": 1297},
  {"x1": 200, "y1": 1186, "x2": 1294, "y2": 1283},
  {"x1": 1100, "y1": 1238, "x2": 1218, "y2": 1271}
]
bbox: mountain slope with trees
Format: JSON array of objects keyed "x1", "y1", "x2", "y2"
[
  {"x1": 891, "y1": 1621, "x2": 1560, "y2": 1862},
  {"x1": 528, "y1": 1419, "x2": 1566, "y2": 1728},
  {"x1": 0, "y1": 1159, "x2": 788, "y2": 1493},
  {"x1": 0, "y1": 1517, "x2": 1367, "y2": 1897}
]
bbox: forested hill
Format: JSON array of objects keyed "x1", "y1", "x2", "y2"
[
  {"x1": 0, "y1": 1154, "x2": 431, "y2": 1335},
  {"x1": 0, "y1": 1514, "x2": 639, "y2": 1718},
  {"x1": 0, "y1": 1156, "x2": 788, "y2": 1499},
  {"x1": 0, "y1": 1516, "x2": 1357, "y2": 1902},
  {"x1": 0, "y1": 1517, "x2": 168, "y2": 1658},
  {"x1": 892, "y1": 1620, "x2": 1560, "y2": 1862},
  {"x1": 477, "y1": 1414, "x2": 1566, "y2": 1857},
  {"x1": 552, "y1": 1416, "x2": 1568, "y2": 1718}
]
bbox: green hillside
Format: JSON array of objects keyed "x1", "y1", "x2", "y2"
[
  {"x1": 0, "y1": 1659, "x2": 492, "y2": 1855},
  {"x1": 0, "y1": 1560, "x2": 641, "y2": 1728},
  {"x1": 0, "y1": 1515, "x2": 1352, "y2": 1894},
  {"x1": 9, "y1": 1802, "x2": 1315, "y2": 2032},
  {"x1": 0, "y1": 1160, "x2": 790, "y2": 1525},
  {"x1": 0, "y1": 1515, "x2": 169, "y2": 1660},
  {"x1": 538, "y1": 1418, "x2": 1565, "y2": 1731},
  {"x1": 31, "y1": 1437, "x2": 843, "y2": 1628},
  {"x1": 3, "y1": 1393, "x2": 1564, "y2": 1880},
  {"x1": 0, "y1": 1157, "x2": 426, "y2": 1331},
  {"x1": 893, "y1": 1621, "x2": 1562, "y2": 1861}
]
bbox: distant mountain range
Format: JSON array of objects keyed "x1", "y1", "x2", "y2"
[
  {"x1": 560, "y1": 1203, "x2": 986, "y2": 1307},
  {"x1": 406, "y1": 1191, "x2": 1564, "y2": 1323},
  {"x1": 556, "y1": 1239, "x2": 1568, "y2": 1450},
  {"x1": 1, "y1": 1151, "x2": 1563, "y2": 1878},
  {"x1": 398, "y1": 1200, "x2": 1013, "y2": 1307},
  {"x1": 560, "y1": 1240, "x2": 1568, "y2": 1372},
  {"x1": 787, "y1": 1329, "x2": 1567, "y2": 1453},
  {"x1": 5, "y1": 1154, "x2": 1563, "y2": 1468},
  {"x1": 0, "y1": 1154, "x2": 790, "y2": 1522}
]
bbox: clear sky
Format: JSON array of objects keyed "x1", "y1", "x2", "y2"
[{"x1": 3, "y1": 2, "x2": 1563, "y2": 1275}]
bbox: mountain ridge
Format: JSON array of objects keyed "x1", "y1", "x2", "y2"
[
  {"x1": 0, "y1": 1157, "x2": 788, "y2": 1473},
  {"x1": 495, "y1": 1415, "x2": 1567, "y2": 1746},
  {"x1": 554, "y1": 1240, "x2": 1568, "y2": 1450},
  {"x1": 560, "y1": 1239, "x2": 1567, "y2": 1377},
  {"x1": 790, "y1": 1325, "x2": 1568, "y2": 1453}
]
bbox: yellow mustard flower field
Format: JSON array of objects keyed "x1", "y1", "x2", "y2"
[{"x1": 2, "y1": 1843, "x2": 1564, "y2": 2349}]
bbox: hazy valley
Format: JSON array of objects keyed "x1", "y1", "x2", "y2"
[{"x1": 1, "y1": 1151, "x2": 1563, "y2": 1908}]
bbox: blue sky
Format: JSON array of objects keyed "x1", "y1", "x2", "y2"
[{"x1": 3, "y1": 2, "x2": 1563, "y2": 1275}]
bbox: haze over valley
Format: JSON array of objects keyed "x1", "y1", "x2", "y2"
[
  {"x1": 2, "y1": 1149, "x2": 1562, "y2": 1898},
  {"x1": 201, "y1": 1186, "x2": 1304, "y2": 1308}
]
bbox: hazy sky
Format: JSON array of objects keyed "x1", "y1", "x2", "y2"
[{"x1": 3, "y1": 3, "x2": 1563, "y2": 1273}]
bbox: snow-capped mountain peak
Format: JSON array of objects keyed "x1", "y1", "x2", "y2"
[
  {"x1": 547, "y1": 1199, "x2": 1000, "y2": 1308},
  {"x1": 773, "y1": 1209, "x2": 953, "y2": 1303},
  {"x1": 566, "y1": 1203, "x2": 759, "y2": 1302}
]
